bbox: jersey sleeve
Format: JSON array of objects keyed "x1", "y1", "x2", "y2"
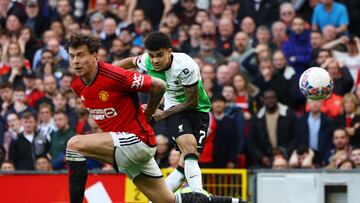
[
  {"x1": 119, "y1": 68, "x2": 152, "y2": 92},
  {"x1": 135, "y1": 53, "x2": 148, "y2": 72},
  {"x1": 178, "y1": 63, "x2": 199, "y2": 86}
]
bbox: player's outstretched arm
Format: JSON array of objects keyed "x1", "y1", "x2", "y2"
[
  {"x1": 113, "y1": 56, "x2": 138, "y2": 71},
  {"x1": 144, "y1": 77, "x2": 166, "y2": 121}
]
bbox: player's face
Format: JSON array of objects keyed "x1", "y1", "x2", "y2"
[
  {"x1": 69, "y1": 45, "x2": 98, "y2": 78},
  {"x1": 147, "y1": 48, "x2": 172, "y2": 71}
]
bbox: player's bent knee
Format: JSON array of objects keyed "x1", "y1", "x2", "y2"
[
  {"x1": 67, "y1": 135, "x2": 85, "y2": 151},
  {"x1": 181, "y1": 143, "x2": 198, "y2": 155}
]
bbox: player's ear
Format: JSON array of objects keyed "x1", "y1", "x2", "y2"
[
  {"x1": 167, "y1": 48, "x2": 172, "y2": 54},
  {"x1": 92, "y1": 51, "x2": 98, "y2": 61}
]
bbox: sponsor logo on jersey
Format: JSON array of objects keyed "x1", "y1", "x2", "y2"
[
  {"x1": 87, "y1": 108, "x2": 117, "y2": 121},
  {"x1": 182, "y1": 68, "x2": 190, "y2": 75},
  {"x1": 131, "y1": 73, "x2": 144, "y2": 89},
  {"x1": 99, "y1": 91, "x2": 109, "y2": 102}
]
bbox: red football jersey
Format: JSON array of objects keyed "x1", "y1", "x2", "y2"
[{"x1": 71, "y1": 62, "x2": 156, "y2": 146}]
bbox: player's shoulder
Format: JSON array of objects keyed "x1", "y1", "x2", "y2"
[{"x1": 172, "y1": 52, "x2": 199, "y2": 73}]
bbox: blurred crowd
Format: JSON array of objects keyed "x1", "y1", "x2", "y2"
[{"x1": 0, "y1": 0, "x2": 360, "y2": 172}]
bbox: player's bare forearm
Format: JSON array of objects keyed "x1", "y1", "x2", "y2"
[
  {"x1": 145, "y1": 77, "x2": 166, "y2": 121},
  {"x1": 113, "y1": 57, "x2": 137, "y2": 70},
  {"x1": 162, "y1": 83, "x2": 198, "y2": 119}
]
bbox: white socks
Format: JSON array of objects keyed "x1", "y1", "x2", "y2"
[
  {"x1": 184, "y1": 153, "x2": 202, "y2": 192},
  {"x1": 165, "y1": 166, "x2": 186, "y2": 192}
]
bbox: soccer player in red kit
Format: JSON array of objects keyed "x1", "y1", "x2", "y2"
[{"x1": 66, "y1": 34, "x2": 246, "y2": 203}]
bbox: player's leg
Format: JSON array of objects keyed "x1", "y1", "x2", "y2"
[
  {"x1": 165, "y1": 152, "x2": 186, "y2": 192},
  {"x1": 66, "y1": 132, "x2": 115, "y2": 203},
  {"x1": 176, "y1": 134, "x2": 203, "y2": 192}
]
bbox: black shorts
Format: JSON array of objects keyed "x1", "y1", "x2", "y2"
[{"x1": 166, "y1": 111, "x2": 210, "y2": 153}]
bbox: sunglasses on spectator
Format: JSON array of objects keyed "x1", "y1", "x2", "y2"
[{"x1": 281, "y1": 11, "x2": 293, "y2": 16}]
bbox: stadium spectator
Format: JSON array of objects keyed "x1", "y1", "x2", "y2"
[
  {"x1": 240, "y1": 16, "x2": 256, "y2": 42},
  {"x1": 59, "y1": 72, "x2": 73, "y2": 93},
  {"x1": 35, "y1": 155, "x2": 53, "y2": 171},
  {"x1": 240, "y1": 0, "x2": 280, "y2": 27},
  {"x1": 0, "y1": 160, "x2": 15, "y2": 171},
  {"x1": 34, "y1": 75, "x2": 57, "y2": 111},
  {"x1": 168, "y1": 148, "x2": 181, "y2": 169},
  {"x1": 0, "y1": 82, "x2": 14, "y2": 117},
  {"x1": 213, "y1": 64, "x2": 231, "y2": 96},
  {"x1": 18, "y1": 26, "x2": 42, "y2": 66},
  {"x1": 326, "y1": 128, "x2": 352, "y2": 169},
  {"x1": 242, "y1": 44, "x2": 272, "y2": 80},
  {"x1": 335, "y1": 93, "x2": 360, "y2": 146},
  {"x1": 279, "y1": 2, "x2": 296, "y2": 28},
  {"x1": 101, "y1": 17, "x2": 118, "y2": 51},
  {"x1": 5, "y1": 86, "x2": 36, "y2": 118},
  {"x1": 331, "y1": 36, "x2": 360, "y2": 84},
  {"x1": 299, "y1": 99, "x2": 333, "y2": 166},
  {"x1": 37, "y1": 103, "x2": 56, "y2": 140},
  {"x1": 254, "y1": 26, "x2": 273, "y2": 49},
  {"x1": 23, "y1": 72, "x2": 44, "y2": 108},
  {"x1": 272, "y1": 156, "x2": 288, "y2": 170},
  {"x1": 282, "y1": 16, "x2": 312, "y2": 78},
  {"x1": 154, "y1": 134, "x2": 170, "y2": 168},
  {"x1": 194, "y1": 9, "x2": 210, "y2": 25},
  {"x1": 89, "y1": 12, "x2": 105, "y2": 39},
  {"x1": 201, "y1": 20, "x2": 217, "y2": 36},
  {"x1": 210, "y1": 0, "x2": 227, "y2": 23},
  {"x1": 271, "y1": 21, "x2": 287, "y2": 49},
  {"x1": 337, "y1": 158, "x2": 355, "y2": 170},
  {"x1": 32, "y1": 31, "x2": 69, "y2": 70},
  {"x1": 3, "y1": 113, "x2": 22, "y2": 158},
  {"x1": 272, "y1": 50, "x2": 296, "y2": 85},
  {"x1": 216, "y1": 17, "x2": 235, "y2": 57},
  {"x1": 51, "y1": 0, "x2": 73, "y2": 22},
  {"x1": 200, "y1": 95, "x2": 239, "y2": 168},
  {"x1": 337, "y1": 0, "x2": 360, "y2": 35},
  {"x1": 350, "y1": 147, "x2": 360, "y2": 168},
  {"x1": 229, "y1": 32, "x2": 253, "y2": 70},
  {"x1": 289, "y1": 145, "x2": 315, "y2": 168},
  {"x1": 312, "y1": 0, "x2": 349, "y2": 34},
  {"x1": 25, "y1": 0, "x2": 49, "y2": 38},
  {"x1": 52, "y1": 91, "x2": 77, "y2": 129},
  {"x1": 127, "y1": 0, "x2": 172, "y2": 29},
  {"x1": 50, "y1": 110, "x2": 75, "y2": 170},
  {"x1": 248, "y1": 89, "x2": 299, "y2": 168},
  {"x1": 222, "y1": 84, "x2": 245, "y2": 154},
  {"x1": 0, "y1": 0, "x2": 26, "y2": 28},
  {"x1": 195, "y1": 33, "x2": 225, "y2": 66},
  {"x1": 180, "y1": 23, "x2": 202, "y2": 57},
  {"x1": 175, "y1": 0, "x2": 198, "y2": 26},
  {"x1": 232, "y1": 72, "x2": 260, "y2": 118},
  {"x1": 8, "y1": 111, "x2": 50, "y2": 170},
  {"x1": 252, "y1": 59, "x2": 295, "y2": 107},
  {"x1": 323, "y1": 58, "x2": 353, "y2": 96}
]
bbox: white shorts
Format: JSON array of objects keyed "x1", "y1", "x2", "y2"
[{"x1": 110, "y1": 132, "x2": 163, "y2": 180}]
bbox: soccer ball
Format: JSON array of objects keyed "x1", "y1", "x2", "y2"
[{"x1": 299, "y1": 67, "x2": 333, "y2": 100}]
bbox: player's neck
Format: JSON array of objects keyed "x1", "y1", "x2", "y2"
[{"x1": 81, "y1": 63, "x2": 98, "y2": 86}]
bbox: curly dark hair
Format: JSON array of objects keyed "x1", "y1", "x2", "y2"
[
  {"x1": 144, "y1": 32, "x2": 172, "y2": 51},
  {"x1": 65, "y1": 34, "x2": 101, "y2": 54}
]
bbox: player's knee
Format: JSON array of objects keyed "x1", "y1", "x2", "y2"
[
  {"x1": 181, "y1": 143, "x2": 197, "y2": 155},
  {"x1": 67, "y1": 135, "x2": 85, "y2": 151}
]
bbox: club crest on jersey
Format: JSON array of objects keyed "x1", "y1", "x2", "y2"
[{"x1": 99, "y1": 91, "x2": 109, "y2": 102}]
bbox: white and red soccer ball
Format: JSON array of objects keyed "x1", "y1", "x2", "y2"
[{"x1": 299, "y1": 67, "x2": 333, "y2": 100}]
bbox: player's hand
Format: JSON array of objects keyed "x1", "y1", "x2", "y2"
[
  {"x1": 153, "y1": 109, "x2": 165, "y2": 121},
  {"x1": 141, "y1": 104, "x2": 147, "y2": 112}
]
